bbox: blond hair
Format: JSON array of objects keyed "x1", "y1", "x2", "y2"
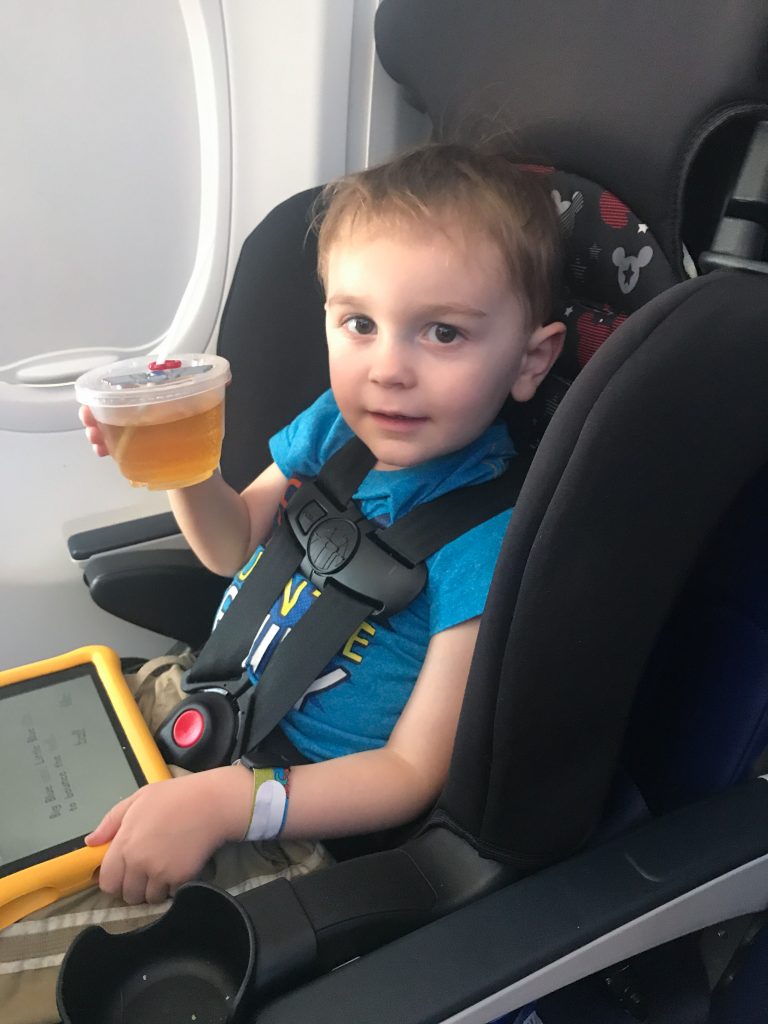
[{"x1": 315, "y1": 143, "x2": 563, "y2": 328}]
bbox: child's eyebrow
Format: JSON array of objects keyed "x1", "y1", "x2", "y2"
[
  {"x1": 325, "y1": 294, "x2": 364, "y2": 308},
  {"x1": 414, "y1": 303, "x2": 489, "y2": 319},
  {"x1": 326, "y1": 294, "x2": 488, "y2": 319}
]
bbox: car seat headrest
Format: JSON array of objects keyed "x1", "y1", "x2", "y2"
[
  {"x1": 507, "y1": 166, "x2": 679, "y2": 450},
  {"x1": 546, "y1": 168, "x2": 677, "y2": 372},
  {"x1": 375, "y1": 0, "x2": 768, "y2": 275}
]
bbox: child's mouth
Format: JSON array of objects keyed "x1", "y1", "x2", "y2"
[{"x1": 369, "y1": 411, "x2": 427, "y2": 431}]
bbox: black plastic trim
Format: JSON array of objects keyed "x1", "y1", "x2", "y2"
[
  {"x1": 239, "y1": 878, "x2": 318, "y2": 1000},
  {"x1": 68, "y1": 511, "x2": 180, "y2": 561},
  {"x1": 700, "y1": 120, "x2": 768, "y2": 273}
]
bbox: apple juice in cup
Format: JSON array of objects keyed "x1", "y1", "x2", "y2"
[{"x1": 75, "y1": 355, "x2": 231, "y2": 489}]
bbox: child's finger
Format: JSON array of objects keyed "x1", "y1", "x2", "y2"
[
  {"x1": 95, "y1": 844, "x2": 127, "y2": 898},
  {"x1": 78, "y1": 405, "x2": 98, "y2": 428},
  {"x1": 85, "y1": 427, "x2": 108, "y2": 456},
  {"x1": 119, "y1": 867, "x2": 152, "y2": 906},
  {"x1": 85, "y1": 792, "x2": 137, "y2": 846},
  {"x1": 145, "y1": 876, "x2": 172, "y2": 905},
  {"x1": 79, "y1": 407, "x2": 109, "y2": 456}
]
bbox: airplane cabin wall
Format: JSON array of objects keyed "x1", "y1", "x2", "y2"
[{"x1": 0, "y1": 0, "x2": 429, "y2": 667}]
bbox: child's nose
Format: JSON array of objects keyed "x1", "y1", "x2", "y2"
[{"x1": 368, "y1": 334, "x2": 415, "y2": 387}]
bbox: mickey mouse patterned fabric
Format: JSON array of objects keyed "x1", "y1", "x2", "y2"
[{"x1": 517, "y1": 165, "x2": 681, "y2": 443}]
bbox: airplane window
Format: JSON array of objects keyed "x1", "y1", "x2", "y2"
[{"x1": 1, "y1": 1, "x2": 201, "y2": 382}]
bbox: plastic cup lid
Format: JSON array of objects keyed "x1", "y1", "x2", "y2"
[{"x1": 74, "y1": 354, "x2": 231, "y2": 408}]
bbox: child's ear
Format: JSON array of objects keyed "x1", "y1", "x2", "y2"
[{"x1": 510, "y1": 321, "x2": 566, "y2": 402}]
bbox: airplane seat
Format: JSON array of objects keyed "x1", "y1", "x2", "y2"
[{"x1": 58, "y1": 2, "x2": 768, "y2": 1023}]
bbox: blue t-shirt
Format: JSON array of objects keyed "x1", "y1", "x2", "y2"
[{"x1": 213, "y1": 390, "x2": 515, "y2": 762}]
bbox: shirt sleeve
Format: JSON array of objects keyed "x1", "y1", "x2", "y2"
[
  {"x1": 425, "y1": 509, "x2": 513, "y2": 635},
  {"x1": 269, "y1": 389, "x2": 353, "y2": 479}
]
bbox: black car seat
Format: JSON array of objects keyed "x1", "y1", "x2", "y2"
[{"x1": 60, "y1": 1, "x2": 768, "y2": 1022}]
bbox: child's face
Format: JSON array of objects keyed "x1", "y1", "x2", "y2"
[{"x1": 324, "y1": 220, "x2": 561, "y2": 471}]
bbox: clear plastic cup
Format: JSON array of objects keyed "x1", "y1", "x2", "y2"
[{"x1": 75, "y1": 354, "x2": 231, "y2": 489}]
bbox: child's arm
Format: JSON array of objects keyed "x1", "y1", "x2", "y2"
[
  {"x1": 282, "y1": 616, "x2": 480, "y2": 837},
  {"x1": 86, "y1": 617, "x2": 479, "y2": 904},
  {"x1": 79, "y1": 405, "x2": 287, "y2": 576},
  {"x1": 166, "y1": 463, "x2": 288, "y2": 576}
]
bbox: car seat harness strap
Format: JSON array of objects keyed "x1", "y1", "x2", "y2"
[{"x1": 155, "y1": 436, "x2": 525, "y2": 770}]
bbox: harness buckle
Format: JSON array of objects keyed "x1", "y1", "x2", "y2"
[
  {"x1": 153, "y1": 671, "x2": 255, "y2": 771},
  {"x1": 285, "y1": 479, "x2": 427, "y2": 617}
]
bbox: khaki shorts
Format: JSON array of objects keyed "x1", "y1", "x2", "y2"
[{"x1": 0, "y1": 655, "x2": 331, "y2": 1024}]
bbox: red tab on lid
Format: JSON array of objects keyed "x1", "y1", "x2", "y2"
[{"x1": 148, "y1": 359, "x2": 182, "y2": 371}]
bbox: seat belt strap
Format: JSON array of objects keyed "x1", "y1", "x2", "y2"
[
  {"x1": 378, "y1": 456, "x2": 529, "y2": 563},
  {"x1": 185, "y1": 524, "x2": 304, "y2": 687},
  {"x1": 313, "y1": 434, "x2": 376, "y2": 506},
  {"x1": 185, "y1": 437, "x2": 375, "y2": 689},
  {"x1": 239, "y1": 583, "x2": 375, "y2": 756},
  {"x1": 188, "y1": 438, "x2": 376, "y2": 688}
]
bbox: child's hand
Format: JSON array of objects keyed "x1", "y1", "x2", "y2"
[
  {"x1": 78, "y1": 404, "x2": 109, "y2": 457},
  {"x1": 85, "y1": 767, "x2": 251, "y2": 904}
]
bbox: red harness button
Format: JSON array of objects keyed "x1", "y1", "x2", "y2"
[{"x1": 172, "y1": 708, "x2": 205, "y2": 748}]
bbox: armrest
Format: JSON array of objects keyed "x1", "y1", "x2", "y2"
[
  {"x1": 254, "y1": 779, "x2": 768, "y2": 1023},
  {"x1": 84, "y1": 548, "x2": 230, "y2": 649},
  {"x1": 68, "y1": 511, "x2": 181, "y2": 562}
]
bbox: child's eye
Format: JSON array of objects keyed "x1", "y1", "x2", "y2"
[
  {"x1": 426, "y1": 322, "x2": 462, "y2": 344},
  {"x1": 343, "y1": 315, "x2": 376, "y2": 336}
]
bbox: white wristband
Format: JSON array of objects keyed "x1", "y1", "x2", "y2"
[
  {"x1": 245, "y1": 779, "x2": 287, "y2": 841},
  {"x1": 240, "y1": 767, "x2": 291, "y2": 841}
]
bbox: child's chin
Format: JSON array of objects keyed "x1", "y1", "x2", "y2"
[
  {"x1": 371, "y1": 443, "x2": 438, "y2": 471},
  {"x1": 371, "y1": 446, "x2": 420, "y2": 472}
]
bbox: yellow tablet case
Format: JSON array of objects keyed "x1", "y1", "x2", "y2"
[{"x1": 0, "y1": 645, "x2": 170, "y2": 929}]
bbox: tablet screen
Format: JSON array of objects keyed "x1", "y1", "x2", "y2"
[{"x1": 0, "y1": 666, "x2": 143, "y2": 875}]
